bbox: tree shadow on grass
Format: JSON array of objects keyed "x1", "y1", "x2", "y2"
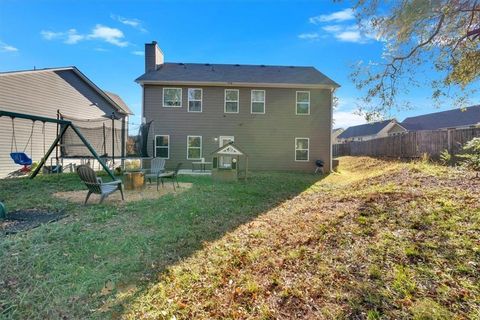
[
  {"x1": 104, "y1": 172, "x2": 327, "y2": 317},
  {"x1": 0, "y1": 171, "x2": 326, "y2": 319}
]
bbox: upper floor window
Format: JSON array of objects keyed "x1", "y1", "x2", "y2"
[
  {"x1": 188, "y1": 88, "x2": 202, "y2": 112},
  {"x1": 296, "y1": 91, "x2": 310, "y2": 115},
  {"x1": 163, "y1": 88, "x2": 182, "y2": 107},
  {"x1": 251, "y1": 90, "x2": 265, "y2": 114},
  {"x1": 225, "y1": 89, "x2": 239, "y2": 113},
  {"x1": 295, "y1": 137, "x2": 309, "y2": 161},
  {"x1": 155, "y1": 135, "x2": 169, "y2": 159},
  {"x1": 187, "y1": 135, "x2": 202, "y2": 160}
]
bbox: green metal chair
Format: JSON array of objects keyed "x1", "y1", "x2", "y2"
[
  {"x1": 76, "y1": 165, "x2": 124, "y2": 204},
  {"x1": 158, "y1": 163, "x2": 182, "y2": 191}
]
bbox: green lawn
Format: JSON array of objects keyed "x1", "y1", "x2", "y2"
[
  {"x1": 0, "y1": 170, "x2": 319, "y2": 319},
  {"x1": 1, "y1": 157, "x2": 479, "y2": 319}
]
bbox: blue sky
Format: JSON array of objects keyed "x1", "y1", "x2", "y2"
[{"x1": 0, "y1": 0, "x2": 478, "y2": 129}]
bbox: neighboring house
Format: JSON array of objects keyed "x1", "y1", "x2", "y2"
[
  {"x1": 337, "y1": 119, "x2": 406, "y2": 142},
  {"x1": 332, "y1": 128, "x2": 344, "y2": 144},
  {"x1": 401, "y1": 105, "x2": 480, "y2": 131},
  {"x1": 136, "y1": 41, "x2": 339, "y2": 172},
  {"x1": 0, "y1": 67, "x2": 132, "y2": 178}
]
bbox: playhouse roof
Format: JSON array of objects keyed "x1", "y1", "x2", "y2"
[{"x1": 211, "y1": 142, "x2": 247, "y2": 156}]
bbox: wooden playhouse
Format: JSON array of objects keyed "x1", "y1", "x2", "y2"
[{"x1": 211, "y1": 142, "x2": 248, "y2": 181}]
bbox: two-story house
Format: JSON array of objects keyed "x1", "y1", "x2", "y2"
[{"x1": 135, "y1": 41, "x2": 339, "y2": 172}]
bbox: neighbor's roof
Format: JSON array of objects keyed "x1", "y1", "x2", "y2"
[
  {"x1": 401, "y1": 105, "x2": 480, "y2": 131},
  {"x1": 136, "y1": 62, "x2": 339, "y2": 88},
  {"x1": 0, "y1": 66, "x2": 133, "y2": 115},
  {"x1": 105, "y1": 91, "x2": 133, "y2": 115},
  {"x1": 337, "y1": 119, "x2": 394, "y2": 139}
]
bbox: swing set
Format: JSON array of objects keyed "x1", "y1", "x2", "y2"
[
  {"x1": 0, "y1": 110, "x2": 115, "y2": 180},
  {"x1": 9, "y1": 117, "x2": 38, "y2": 172}
]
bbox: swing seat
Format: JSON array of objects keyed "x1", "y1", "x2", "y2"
[{"x1": 10, "y1": 152, "x2": 32, "y2": 166}]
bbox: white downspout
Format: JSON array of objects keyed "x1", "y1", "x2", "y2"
[{"x1": 330, "y1": 87, "x2": 335, "y2": 172}]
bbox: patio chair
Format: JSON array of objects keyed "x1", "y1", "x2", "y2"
[
  {"x1": 144, "y1": 158, "x2": 166, "y2": 188},
  {"x1": 158, "y1": 163, "x2": 182, "y2": 191},
  {"x1": 76, "y1": 165, "x2": 124, "y2": 204}
]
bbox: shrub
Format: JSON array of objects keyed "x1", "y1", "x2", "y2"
[
  {"x1": 458, "y1": 137, "x2": 480, "y2": 177},
  {"x1": 439, "y1": 149, "x2": 452, "y2": 166}
]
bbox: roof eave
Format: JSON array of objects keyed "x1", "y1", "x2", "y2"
[
  {"x1": 70, "y1": 67, "x2": 132, "y2": 116},
  {"x1": 135, "y1": 79, "x2": 339, "y2": 89}
]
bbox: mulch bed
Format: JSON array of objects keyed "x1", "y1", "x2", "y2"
[
  {"x1": 0, "y1": 209, "x2": 66, "y2": 235},
  {"x1": 53, "y1": 183, "x2": 192, "y2": 205}
]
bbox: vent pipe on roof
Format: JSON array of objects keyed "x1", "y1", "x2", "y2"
[{"x1": 145, "y1": 41, "x2": 164, "y2": 73}]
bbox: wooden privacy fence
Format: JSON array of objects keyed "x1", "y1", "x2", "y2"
[{"x1": 333, "y1": 127, "x2": 480, "y2": 158}]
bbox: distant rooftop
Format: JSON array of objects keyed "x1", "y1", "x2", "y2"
[
  {"x1": 136, "y1": 62, "x2": 339, "y2": 88},
  {"x1": 401, "y1": 105, "x2": 480, "y2": 131},
  {"x1": 105, "y1": 91, "x2": 133, "y2": 115},
  {"x1": 337, "y1": 119, "x2": 394, "y2": 139}
]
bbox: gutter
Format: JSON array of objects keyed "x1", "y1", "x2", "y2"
[{"x1": 135, "y1": 80, "x2": 340, "y2": 90}]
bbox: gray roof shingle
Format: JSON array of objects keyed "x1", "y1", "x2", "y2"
[
  {"x1": 337, "y1": 120, "x2": 393, "y2": 139},
  {"x1": 135, "y1": 62, "x2": 339, "y2": 87},
  {"x1": 401, "y1": 105, "x2": 480, "y2": 131},
  {"x1": 105, "y1": 91, "x2": 133, "y2": 115}
]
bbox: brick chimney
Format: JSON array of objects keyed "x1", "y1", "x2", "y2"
[{"x1": 145, "y1": 41, "x2": 164, "y2": 72}]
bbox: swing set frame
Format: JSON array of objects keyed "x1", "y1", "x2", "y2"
[{"x1": 0, "y1": 110, "x2": 116, "y2": 180}]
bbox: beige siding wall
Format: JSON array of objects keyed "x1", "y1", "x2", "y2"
[
  {"x1": 387, "y1": 123, "x2": 407, "y2": 135},
  {"x1": 144, "y1": 85, "x2": 332, "y2": 172},
  {"x1": 0, "y1": 70, "x2": 123, "y2": 178}
]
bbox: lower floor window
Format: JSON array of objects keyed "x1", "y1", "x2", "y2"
[
  {"x1": 187, "y1": 135, "x2": 202, "y2": 159},
  {"x1": 155, "y1": 135, "x2": 169, "y2": 158},
  {"x1": 295, "y1": 137, "x2": 309, "y2": 161}
]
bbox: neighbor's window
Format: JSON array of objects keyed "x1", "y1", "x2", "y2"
[
  {"x1": 251, "y1": 90, "x2": 265, "y2": 114},
  {"x1": 225, "y1": 89, "x2": 239, "y2": 113},
  {"x1": 155, "y1": 135, "x2": 169, "y2": 159},
  {"x1": 188, "y1": 88, "x2": 202, "y2": 112},
  {"x1": 295, "y1": 138, "x2": 309, "y2": 161},
  {"x1": 296, "y1": 91, "x2": 310, "y2": 115},
  {"x1": 187, "y1": 135, "x2": 202, "y2": 159},
  {"x1": 163, "y1": 88, "x2": 182, "y2": 107}
]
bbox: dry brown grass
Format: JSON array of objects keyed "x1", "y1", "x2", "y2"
[
  {"x1": 53, "y1": 183, "x2": 192, "y2": 204},
  {"x1": 120, "y1": 157, "x2": 480, "y2": 319}
]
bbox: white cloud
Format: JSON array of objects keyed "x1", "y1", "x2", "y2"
[
  {"x1": 131, "y1": 50, "x2": 144, "y2": 56},
  {"x1": 0, "y1": 41, "x2": 19, "y2": 52},
  {"x1": 336, "y1": 30, "x2": 363, "y2": 43},
  {"x1": 322, "y1": 24, "x2": 370, "y2": 44},
  {"x1": 298, "y1": 32, "x2": 320, "y2": 40},
  {"x1": 41, "y1": 24, "x2": 128, "y2": 47},
  {"x1": 333, "y1": 110, "x2": 367, "y2": 129},
  {"x1": 322, "y1": 25, "x2": 342, "y2": 33},
  {"x1": 41, "y1": 29, "x2": 84, "y2": 44},
  {"x1": 111, "y1": 14, "x2": 147, "y2": 32},
  {"x1": 65, "y1": 29, "x2": 85, "y2": 44},
  {"x1": 40, "y1": 30, "x2": 63, "y2": 40},
  {"x1": 88, "y1": 24, "x2": 128, "y2": 47},
  {"x1": 300, "y1": 8, "x2": 378, "y2": 44},
  {"x1": 309, "y1": 8, "x2": 355, "y2": 24}
]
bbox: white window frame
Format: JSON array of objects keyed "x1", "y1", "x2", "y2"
[
  {"x1": 219, "y1": 135, "x2": 235, "y2": 147},
  {"x1": 251, "y1": 89, "x2": 266, "y2": 114},
  {"x1": 295, "y1": 137, "x2": 310, "y2": 162},
  {"x1": 187, "y1": 88, "x2": 203, "y2": 112},
  {"x1": 163, "y1": 88, "x2": 182, "y2": 108},
  {"x1": 224, "y1": 89, "x2": 239, "y2": 114},
  {"x1": 155, "y1": 134, "x2": 170, "y2": 159},
  {"x1": 296, "y1": 91, "x2": 310, "y2": 115},
  {"x1": 187, "y1": 135, "x2": 202, "y2": 160}
]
